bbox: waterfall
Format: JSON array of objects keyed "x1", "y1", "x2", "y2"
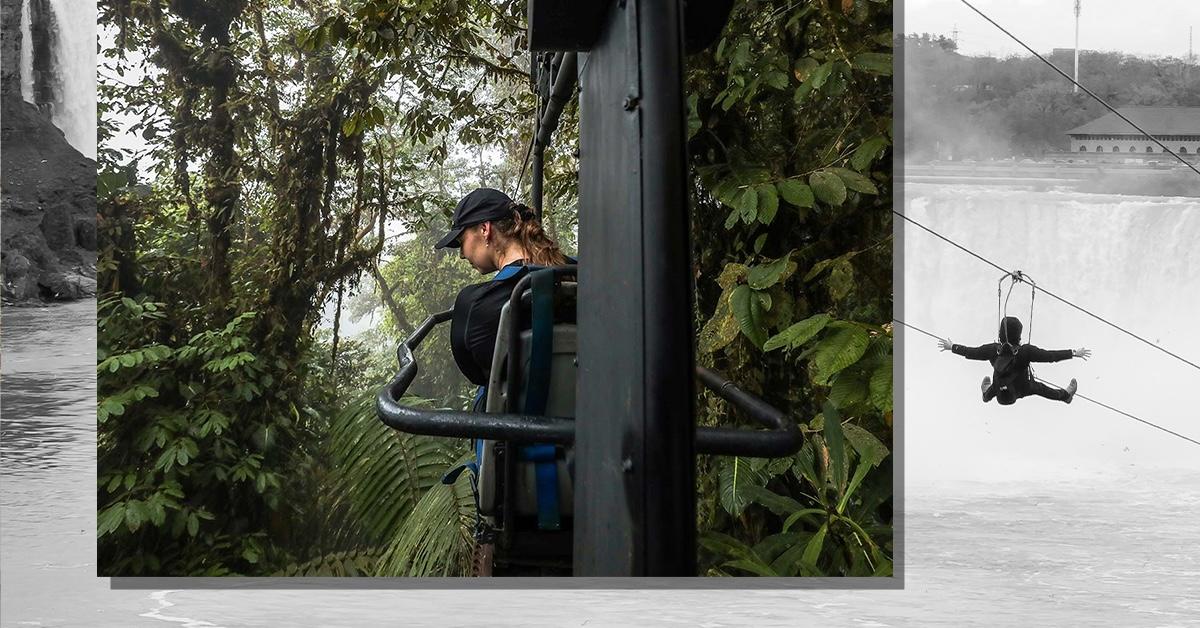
[
  {"x1": 16, "y1": 0, "x2": 95, "y2": 159},
  {"x1": 46, "y1": 0, "x2": 96, "y2": 159},
  {"x1": 904, "y1": 185, "x2": 1200, "y2": 486},
  {"x1": 19, "y1": 0, "x2": 33, "y2": 102}
]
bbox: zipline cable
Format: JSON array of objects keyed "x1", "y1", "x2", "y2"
[
  {"x1": 957, "y1": 0, "x2": 1200, "y2": 178},
  {"x1": 894, "y1": 209, "x2": 1200, "y2": 373},
  {"x1": 891, "y1": 319, "x2": 1200, "y2": 448}
]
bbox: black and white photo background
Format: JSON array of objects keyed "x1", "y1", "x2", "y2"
[
  {"x1": 5, "y1": 0, "x2": 1200, "y2": 626},
  {"x1": 901, "y1": 0, "x2": 1200, "y2": 623}
]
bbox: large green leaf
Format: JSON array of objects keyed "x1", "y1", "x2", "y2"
[
  {"x1": 843, "y1": 423, "x2": 890, "y2": 468},
  {"x1": 852, "y1": 52, "x2": 893, "y2": 76},
  {"x1": 763, "y1": 313, "x2": 832, "y2": 352},
  {"x1": 829, "y1": 167, "x2": 878, "y2": 195},
  {"x1": 326, "y1": 393, "x2": 462, "y2": 545},
  {"x1": 822, "y1": 402, "x2": 847, "y2": 493},
  {"x1": 717, "y1": 456, "x2": 768, "y2": 517},
  {"x1": 776, "y1": 179, "x2": 815, "y2": 208},
  {"x1": 743, "y1": 484, "x2": 806, "y2": 517},
  {"x1": 738, "y1": 187, "x2": 758, "y2": 223},
  {"x1": 828, "y1": 368, "x2": 869, "y2": 409},
  {"x1": 699, "y1": 530, "x2": 757, "y2": 560},
  {"x1": 754, "y1": 532, "x2": 809, "y2": 565},
  {"x1": 810, "y1": 322, "x2": 870, "y2": 384},
  {"x1": 869, "y1": 360, "x2": 893, "y2": 412},
  {"x1": 687, "y1": 93, "x2": 701, "y2": 139},
  {"x1": 756, "y1": 184, "x2": 779, "y2": 224},
  {"x1": 809, "y1": 61, "x2": 834, "y2": 89},
  {"x1": 746, "y1": 252, "x2": 795, "y2": 290},
  {"x1": 809, "y1": 170, "x2": 847, "y2": 206},
  {"x1": 792, "y1": 439, "x2": 820, "y2": 486},
  {"x1": 770, "y1": 532, "x2": 821, "y2": 576},
  {"x1": 851, "y1": 136, "x2": 889, "y2": 172},
  {"x1": 730, "y1": 285, "x2": 766, "y2": 348},
  {"x1": 801, "y1": 522, "x2": 829, "y2": 568}
]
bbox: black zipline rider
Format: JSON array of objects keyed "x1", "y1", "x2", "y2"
[
  {"x1": 938, "y1": 270, "x2": 1092, "y2": 405},
  {"x1": 939, "y1": 316, "x2": 1091, "y2": 405}
]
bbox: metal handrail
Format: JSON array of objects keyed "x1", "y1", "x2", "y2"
[
  {"x1": 376, "y1": 299, "x2": 802, "y2": 458},
  {"x1": 377, "y1": 309, "x2": 575, "y2": 445}
]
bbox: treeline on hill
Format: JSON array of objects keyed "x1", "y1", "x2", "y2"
[
  {"x1": 904, "y1": 33, "x2": 1200, "y2": 160},
  {"x1": 95, "y1": 0, "x2": 891, "y2": 577}
]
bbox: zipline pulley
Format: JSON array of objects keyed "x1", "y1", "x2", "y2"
[{"x1": 997, "y1": 269, "x2": 1037, "y2": 350}]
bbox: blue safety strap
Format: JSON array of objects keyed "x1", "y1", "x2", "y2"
[
  {"x1": 521, "y1": 268, "x2": 559, "y2": 530},
  {"x1": 441, "y1": 387, "x2": 488, "y2": 486}
]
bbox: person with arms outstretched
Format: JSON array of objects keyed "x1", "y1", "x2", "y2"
[{"x1": 939, "y1": 316, "x2": 1091, "y2": 405}]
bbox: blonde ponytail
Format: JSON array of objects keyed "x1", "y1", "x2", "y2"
[{"x1": 495, "y1": 203, "x2": 568, "y2": 266}]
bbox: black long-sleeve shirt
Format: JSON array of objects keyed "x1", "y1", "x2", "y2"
[
  {"x1": 449, "y1": 261, "x2": 531, "y2": 387},
  {"x1": 952, "y1": 342, "x2": 1073, "y2": 388}
]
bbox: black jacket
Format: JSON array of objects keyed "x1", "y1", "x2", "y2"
[
  {"x1": 449, "y1": 261, "x2": 531, "y2": 386},
  {"x1": 951, "y1": 342, "x2": 1073, "y2": 389}
]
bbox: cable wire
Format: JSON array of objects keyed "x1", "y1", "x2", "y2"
[
  {"x1": 894, "y1": 209, "x2": 1200, "y2": 373},
  {"x1": 892, "y1": 319, "x2": 1200, "y2": 448},
  {"x1": 957, "y1": 0, "x2": 1200, "y2": 178}
]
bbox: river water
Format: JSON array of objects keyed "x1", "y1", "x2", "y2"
[{"x1": 3, "y1": 188, "x2": 1200, "y2": 628}]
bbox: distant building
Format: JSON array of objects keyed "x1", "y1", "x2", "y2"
[{"x1": 1066, "y1": 107, "x2": 1200, "y2": 158}]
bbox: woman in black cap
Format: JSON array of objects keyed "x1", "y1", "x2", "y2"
[{"x1": 435, "y1": 188, "x2": 568, "y2": 398}]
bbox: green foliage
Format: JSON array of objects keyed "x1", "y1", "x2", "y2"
[
  {"x1": 97, "y1": 0, "x2": 536, "y2": 576},
  {"x1": 324, "y1": 392, "x2": 465, "y2": 545},
  {"x1": 373, "y1": 453, "x2": 478, "y2": 577},
  {"x1": 97, "y1": 296, "x2": 284, "y2": 575},
  {"x1": 691, "y1": 0, "x2": 892, "y2": 577}
]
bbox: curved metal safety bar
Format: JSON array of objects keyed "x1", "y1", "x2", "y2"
[
  {"x1": 376, "y1": 303, "x2": 803, "y2": 458},
  {"x1": 378, "y1": 309, "x2": 575, "y2": 445},
  {"x1": 694, "y1": 366, "x2": 803, "y2": 458}
]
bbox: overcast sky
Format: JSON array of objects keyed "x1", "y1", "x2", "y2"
[{"x1": 905, "y1": 0, "x2": 1200, "y2": 59}]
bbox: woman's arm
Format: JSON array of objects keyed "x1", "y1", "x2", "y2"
[
  {"x1": 1023, "y1": 345, "x2": 1083, "y2": 363},
  {"x1": 939, "y1": 338, "x2": 995, "y2": 360}
]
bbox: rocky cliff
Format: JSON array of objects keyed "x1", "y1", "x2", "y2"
[{"x1": 1, "y1": 94, "x2": 97, "y2": 302}]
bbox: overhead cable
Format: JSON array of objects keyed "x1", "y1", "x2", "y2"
[
  {"x1": 894, "y1": 209, "x2": 1200, "y2": 373},
  {"x1": 891, "y1": 319, "x2": 1200, "y2": 448}
]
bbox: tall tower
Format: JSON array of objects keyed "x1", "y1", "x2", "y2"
[{"x1": 1073, "y1": 0, "x2": 1081, "y2": 93}]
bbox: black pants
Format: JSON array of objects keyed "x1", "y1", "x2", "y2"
[{"x1": 984, "y1": 379, "x2": 1070, "y2": 405}]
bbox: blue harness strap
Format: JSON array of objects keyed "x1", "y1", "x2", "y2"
[{"x1": 521, "y1": 268, "x2": 560, "y2": 530}]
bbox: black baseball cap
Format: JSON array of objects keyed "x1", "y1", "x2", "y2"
[{"x1": 435, "y1": 188, "x2": 517, "y2": 249}]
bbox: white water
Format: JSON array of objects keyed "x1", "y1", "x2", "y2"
[
  {"x1": 46, "y1": 0, "x2": 96, "y2": 159},
  {"x1": 19, "y1": 0, "x2": 33, "y2": 102},
  {"x1": 904, "y1": 185, "x2": 1200, "y2": 488}
]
